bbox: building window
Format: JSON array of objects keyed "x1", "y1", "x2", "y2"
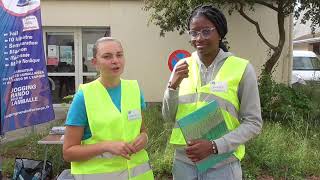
[
  {"x1": 44, "y1": 27, "x2": 110, "y2": 104},
  {"x1": 82, "y1": 27, "x2": 110, "y2": 82}
]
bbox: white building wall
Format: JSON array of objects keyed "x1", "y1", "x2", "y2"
[{"x1": 41, "y1": 1, "x2": 291, "y2": 102}]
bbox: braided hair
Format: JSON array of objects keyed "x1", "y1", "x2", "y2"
[{"x1": 188, "y1": 4, "x2": 228, "y2": 52}]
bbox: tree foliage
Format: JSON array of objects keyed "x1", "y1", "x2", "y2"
[{"x1": 144, "y1": 0, "x2": 320, "y2": 74}]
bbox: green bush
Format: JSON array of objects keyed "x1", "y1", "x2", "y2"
[
  {"x1": 255, "y1": 72, "x2": 320, "y2": 178},
  {"x1": 258, "y1": 71, "x2": 320, "y2": 126}
]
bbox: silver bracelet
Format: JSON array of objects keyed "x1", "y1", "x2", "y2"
[{"x1": 210, "y1": 140, "x2": 218, "y2": 154}]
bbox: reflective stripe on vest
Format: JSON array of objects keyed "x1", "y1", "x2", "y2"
[
  {"x1": 71, "y1": 79, "x2": 154, "y2": 179},
  {"x1": 73, "y1": 162, "x2": 153, "y2": 180},
  {"x1": 129, "y1": 162, "x2": 152, "y2": 178},
  {"x1": 170, "y1": 55, "x2": 248, "y2": 161}
]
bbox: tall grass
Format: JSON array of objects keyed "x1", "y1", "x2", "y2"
[
  {"x1": 243, "y1": 122, "x2": 320, "y2": 179},
  {"x1": 144, "y1": 103, "x2": 174, "y2": 178}
]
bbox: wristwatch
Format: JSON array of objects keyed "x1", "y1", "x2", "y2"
[
  {"x1": 168, "y1": 82, "x2": 178, "y2": 90},
  {"x1": 210, "y1": 140, "x2": 218, "y2": 154}
]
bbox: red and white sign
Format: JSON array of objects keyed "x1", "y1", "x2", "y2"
[{"x1": 168, "y1": 50, "x2": 191, "y2": 72}]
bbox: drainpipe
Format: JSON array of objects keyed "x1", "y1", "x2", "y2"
[{"x1": 288, "y1": 13, "x2": 294, "y2": 86}]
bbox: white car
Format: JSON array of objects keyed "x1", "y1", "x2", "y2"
[{"x1": 291, "y1": 50, "x2": 320, "y2": 85}]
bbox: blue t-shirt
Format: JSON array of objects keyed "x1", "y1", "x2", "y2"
[{"x1": 65, "y1": 84, "x2": 146, "y2": 140}]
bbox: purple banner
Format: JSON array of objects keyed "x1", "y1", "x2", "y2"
[{"x1": 0, "y1": 0, "x2": 55, "y2": 134}]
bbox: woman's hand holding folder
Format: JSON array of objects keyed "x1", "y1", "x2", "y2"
[{"x1": 185, "y1": 139, "x2": 217, "y2": 162}]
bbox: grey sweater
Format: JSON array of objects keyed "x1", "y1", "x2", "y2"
[{"x1": 162, "y1": 49, "x2": 263, "y2": 166}]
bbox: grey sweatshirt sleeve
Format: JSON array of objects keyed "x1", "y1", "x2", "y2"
[
  {"x1": 214, "y1": 63, "x2": 263, "y2": 154},
  {"x1": 162, "y1": 87, "x2": 179, "y2": 122},
  {"x1": 162, "y1": 60, "x2": 185, "y2": 122}
]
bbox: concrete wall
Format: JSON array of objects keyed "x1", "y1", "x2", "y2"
[{"x1": 41, "y1": 0, "x2": 292, "y2": 102}]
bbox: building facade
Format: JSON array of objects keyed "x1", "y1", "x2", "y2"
[{"x1": 40, "y1": 0, "x2": 292, "y2": 104}]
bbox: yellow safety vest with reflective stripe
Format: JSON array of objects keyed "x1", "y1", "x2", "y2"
[
  {"x1": 169, "y1": 55, "x2": 248, "y2": 161},
  {"x1": 71, "y1": 79, "x2": 154, "y2": 180}
]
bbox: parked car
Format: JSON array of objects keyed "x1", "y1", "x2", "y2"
[{"x1": 291, "y1": 50, "x2": 320, "y2": 85}]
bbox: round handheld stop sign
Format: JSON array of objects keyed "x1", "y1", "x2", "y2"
[{"x1": 168, "y1": 50, "x2": 191, "y2": 72}]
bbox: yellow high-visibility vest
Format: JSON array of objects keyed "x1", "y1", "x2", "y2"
[
  {"x1": 170, "y1": 55, "x2": 249, "y2": 161},
  {"x1": 71, "y1": 79, "x2": 154, "y2": 180}
]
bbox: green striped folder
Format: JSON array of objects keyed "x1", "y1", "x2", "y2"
[{"x1": 177, "y1": 100, "x2": 234, "y2": 172}]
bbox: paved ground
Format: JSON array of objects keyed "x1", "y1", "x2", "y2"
[{"x1": 0, "y1": 107, "x2": 67, "y2": 144}]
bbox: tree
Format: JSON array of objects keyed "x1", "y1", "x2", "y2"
[{"x1": 144, "y1": 0, "x2": 320, "y2": 74}]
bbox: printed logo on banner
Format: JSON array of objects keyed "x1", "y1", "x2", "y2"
[
  {"x1": 0, "y1": 0, "x2": 55, "y2": 134},
  {"x1": 22, "y1": 15, "x2": 39, "y2": 31},
  {"x1": 168, "y1": 50, "x2": 191, "y2": 72},
  {"x1": 0, "y1": 0, "x2": 40, "y2": 16}
]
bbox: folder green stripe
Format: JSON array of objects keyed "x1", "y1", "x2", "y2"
[
  {"x1": 178, "y1": 100, "x2": 220, "y2": 128},
  {"x1": 202, "y1": 121, "x2": 228, "y2": 140},
  {"x1": 177, "y1": 100, "x2": 233, "y2": 172},
  {"x1": 197, "y1": 151, "x2": 234, "y2": 172}
]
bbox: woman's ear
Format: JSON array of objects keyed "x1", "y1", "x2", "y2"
[
  {"x1": 92, "y1": 58, "x2": 100, "y2": 71},
  {"x1": 92, "y1": 57, "x2": 97, "y2": 65}
]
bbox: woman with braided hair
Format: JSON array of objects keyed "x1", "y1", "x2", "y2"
[{"x1": 162, "y1": 4, "x2": 262, "y2": 179}]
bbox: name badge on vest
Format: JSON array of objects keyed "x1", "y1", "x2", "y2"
[
  {"x1": 128, "y1": 109, "x2": 142, "y2": 121},
  {"x1": 210, "y1": 81, "x2": 228, "y2": 92}
]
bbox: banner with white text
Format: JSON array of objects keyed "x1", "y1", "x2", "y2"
[{"x1": 0, "y1": 0, "x2": 55, "y2": 134}]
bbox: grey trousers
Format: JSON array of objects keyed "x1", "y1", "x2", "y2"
[{"x1": 172, "y1": 159, "x2": 242, "y2": 180}]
